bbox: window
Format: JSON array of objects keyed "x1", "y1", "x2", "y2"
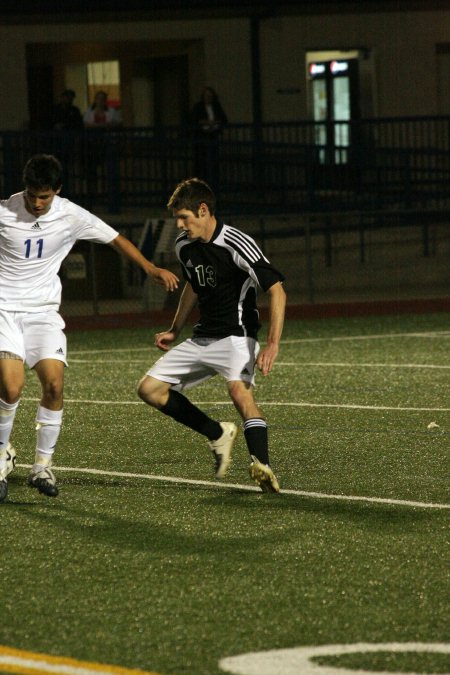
[{"x1": 86, "y1": 60, "x2": 121, "y2": 109}]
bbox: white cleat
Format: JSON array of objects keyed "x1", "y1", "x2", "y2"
[
  {"x1": 208, "y1": 422, "x2": 238, "y2": 479},
  {"x1": 249, "y1": 455, "x2": 280, "y2": 493},
  {"x1": 5, "y1": 444, "x2": 17, "y2": 477},
  {"x1": 0, "y1": 443, "x2": 17, "y2": 504}
]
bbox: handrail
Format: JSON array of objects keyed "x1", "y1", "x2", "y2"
[{"x1": 1, "y1": 116, "x2": 450, "y2": 214}]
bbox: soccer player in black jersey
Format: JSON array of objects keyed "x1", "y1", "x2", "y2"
[{"x1": 138, "y1": 178, "x2": 286, "y2": 492}]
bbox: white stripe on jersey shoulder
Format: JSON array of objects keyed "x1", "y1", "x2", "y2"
[
  {"x1": 175, "y1": 230, "x2": 190, "y2": 254},
  {"x1": 221, "y1": 224, "x2": 267, "y2": 263},
  {"x1": 175, "y1": 231, "x2": 188, "y2": 243}
]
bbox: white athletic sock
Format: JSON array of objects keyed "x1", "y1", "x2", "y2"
[
  {"x1": 0, "y1": 399, "x2": 19, "y2": 459},
  {"x1": 33, "y1": 406, "x2": 63, "y2": 473}
]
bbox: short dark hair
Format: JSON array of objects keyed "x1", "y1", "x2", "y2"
[
  {"x1": 22, "y1": 154, "x2": 63, "y2": 191},
  {"x1": 167, "y1": 178, "x2": 216, "y2": 215}
]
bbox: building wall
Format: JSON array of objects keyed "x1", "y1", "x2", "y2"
[
  {"x1": 1, "y1": 8, "x2": 450, "y2": 130},
  {"x1": 0, "y1": 17, "x2": 251, "y2": 129},
  {"x1": 260, "y1": 9, "x2": 450, "y2": 121}
]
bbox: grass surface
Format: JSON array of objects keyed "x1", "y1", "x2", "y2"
[{"x1": 0, "y1": 312, "x2": 449, "y2": 674}]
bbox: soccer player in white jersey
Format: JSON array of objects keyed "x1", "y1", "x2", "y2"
[
  {"x1": 0, "y1": 154, "x2": 179, "y2": 503},
  {"x1": 138, "y1": 178, "x2": 286, "y2": 492}
]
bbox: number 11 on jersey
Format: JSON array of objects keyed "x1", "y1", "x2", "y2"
[{"x1": 24, "y1": 238, "x2": 44, "y2": 258}]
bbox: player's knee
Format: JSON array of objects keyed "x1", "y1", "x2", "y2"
[
  {"x1": 41, "y1": 379, "x2": 63, "y2": 403},
  {"x1": 227, "y1": 380, "x2": 260, "y2": 417},
  {"x1": 0, "y1": 383, "x2": 23, "y2": 404},
  {"x1": 228, "y1": 380, "x2": 252, "y2": 403},
  {"x1": 138, "y1": 378, "x2": 171, "y2": 409},
  {"x1": 137, "y1": 376, "x2": 162, "y2": 407}
]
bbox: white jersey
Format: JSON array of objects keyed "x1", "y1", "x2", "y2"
[{"x1": 0, "y1": 192, "x2": 118, "y2": 312}]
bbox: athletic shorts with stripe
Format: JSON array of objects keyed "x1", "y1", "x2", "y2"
[
  {"x1": 146, "y1": 335, "x2": 259, "y2": 391},
  {"x1": 0, "y1": 309, "x2": 68, "y2": 368}
]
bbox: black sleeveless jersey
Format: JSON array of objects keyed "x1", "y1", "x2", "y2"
[{"x1": 175, "y1": 220, "x2": 285, "y2": 339}]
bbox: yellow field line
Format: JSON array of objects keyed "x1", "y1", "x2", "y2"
[{"x1": 0, "y1": 645, "x2": 159, "y2": 675}]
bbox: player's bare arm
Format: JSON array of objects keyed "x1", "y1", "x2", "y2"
[
  {"x1": 257, "y1": 281, "x2": 286, "y2": 376},
  {"x1": 109, "y1": 234, "x2": 179, "y2": 291},
  {"x1": 155, "y1": 282, "x2": 198, "y2": 351}
]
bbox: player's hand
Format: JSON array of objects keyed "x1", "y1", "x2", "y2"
[
  {"x1": 150, "y1": 267, "x2": 179, "y2": 291},
  {"x1": 256, "y1": 343, "x2": 279, "y2": 376},
  {"x1": 154, "y1": 330, "x2": 177, "y2": 352}
]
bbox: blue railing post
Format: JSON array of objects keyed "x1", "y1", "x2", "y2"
[
  {"x1": 403, "y1": 148, "x2": 412, "y2": 209},
  {"x1": 105, "y1": 131, "x2": 121, "y2": 213},
  {"x1": 1, "y1": 133, "x2": 15, "y2": 196}
]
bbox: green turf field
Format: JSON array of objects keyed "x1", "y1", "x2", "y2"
[{"x1": 1, "y1": 312, "x2": 449, "y2": 675}]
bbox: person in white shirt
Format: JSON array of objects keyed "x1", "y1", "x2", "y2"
[
  {"x1": 82, "y1": 91, "x2": 122, "y2": 190},
  {"x1": 0, "y1": 154, "x2": 179, "y2": 502},
  {"x1": 83, "y1": 91, "x2": 122, "y2": 128}
]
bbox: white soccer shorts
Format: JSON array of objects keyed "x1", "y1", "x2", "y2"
[
  {"x1": 146, "y1": 335, "x2": 260, "y2": 391},
  {"x1": 0, "y1": 310, "x2": 68, "y2": 369}
]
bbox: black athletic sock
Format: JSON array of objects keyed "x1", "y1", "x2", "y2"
[
  {"x1": 160, "y1": 389, "x2": 222, "y2": 440},
  {"x1": 244, "y1": 418, "x2": 269, "y2": 465}
]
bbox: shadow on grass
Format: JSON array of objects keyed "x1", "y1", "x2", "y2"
[
  {"x1": 4, "y1": 472, "x2": 444, "y2": 539},
  {"x1": 203, "y1": 489, "x2": 445, "y2": 531},
  {"x1": 6, "y1": 493, "x2": 283, "y2": 559}
]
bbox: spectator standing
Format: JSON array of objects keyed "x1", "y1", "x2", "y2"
[
  {"x1": 82, "y1": 91, "x2": 122, "y2": 194},
  {"x1": 52, "y1": 90, "x2": 83, "y2": 131},
  {"x1": 83, "y1": 91, "x2": 122, "y2": 129},
  {"x1": 190, "y1": 87, "x2": 228, "y2": 190},
  {"x1": 51, "y1": 90, "x2": 84, "y2": 189}
]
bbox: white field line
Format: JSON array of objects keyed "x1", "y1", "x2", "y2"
[
  {"x1": 20, "y1": 397, "x2": 450, "y2": 412},
  {"x1": 71, "y1": 359, "x2": 150, "y2": 363},
  {"x1": 68, "y1": 330, "x2": 450, "y2": 356},
  {"x1": 70, "y1": 359, "x2": 450, "y2": 368},
  {"x1": 219, "y1": 642, "x2": 450, "y2": 675},
  {"x1": 70, "y1": 347, "x2": 154, "y2": 355},
  {"x1": 274, "y1": 362, "x2": 450, "y2": 369},
  {"x1": 16, "y1": 463, "x2": 450, "y2": 510},
  {"x1": 281, "y1": 330, "x2": 450, "y2": 344}
]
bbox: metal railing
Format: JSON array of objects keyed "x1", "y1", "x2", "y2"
[{"x1": 1, "y1": 115, "x2": 450, "y2": 214}]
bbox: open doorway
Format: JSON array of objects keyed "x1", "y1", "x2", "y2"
[
  {"x1": 132, "y1": 55, "x2": 189, "y2": 128},
  {"x1": 436, "y1": 43, "x2": 450, "y2": 114},
  {"x1": 27, "y1": 64, "x2": 54, "y2": 129},
  {"x1": 306, "y1": 49, "x2": 373, "y2": 164},
  {"x1": 26, "y1": 41, "x2": 194, "y2": 130}
]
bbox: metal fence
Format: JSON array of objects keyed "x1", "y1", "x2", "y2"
[
  {"x1": 1, "y1": 115, "x2": 450, "y2": 214},
  {"x1": 2, "y1": 116, "x2": 448, "y2": 316}
]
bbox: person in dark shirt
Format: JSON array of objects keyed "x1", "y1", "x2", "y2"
[
  {"x1": 138, "y1": 178, "x2": 286, "y2": 492},
  {"x1": 51, "y1": 90, "x2": 84, "y2": 183},
  {"x1": 52, "y1": 90, "x2": 83, "y2": 130},
  {"x1": 190, "y1": 86, "x2": 228, "y2": 191}
]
